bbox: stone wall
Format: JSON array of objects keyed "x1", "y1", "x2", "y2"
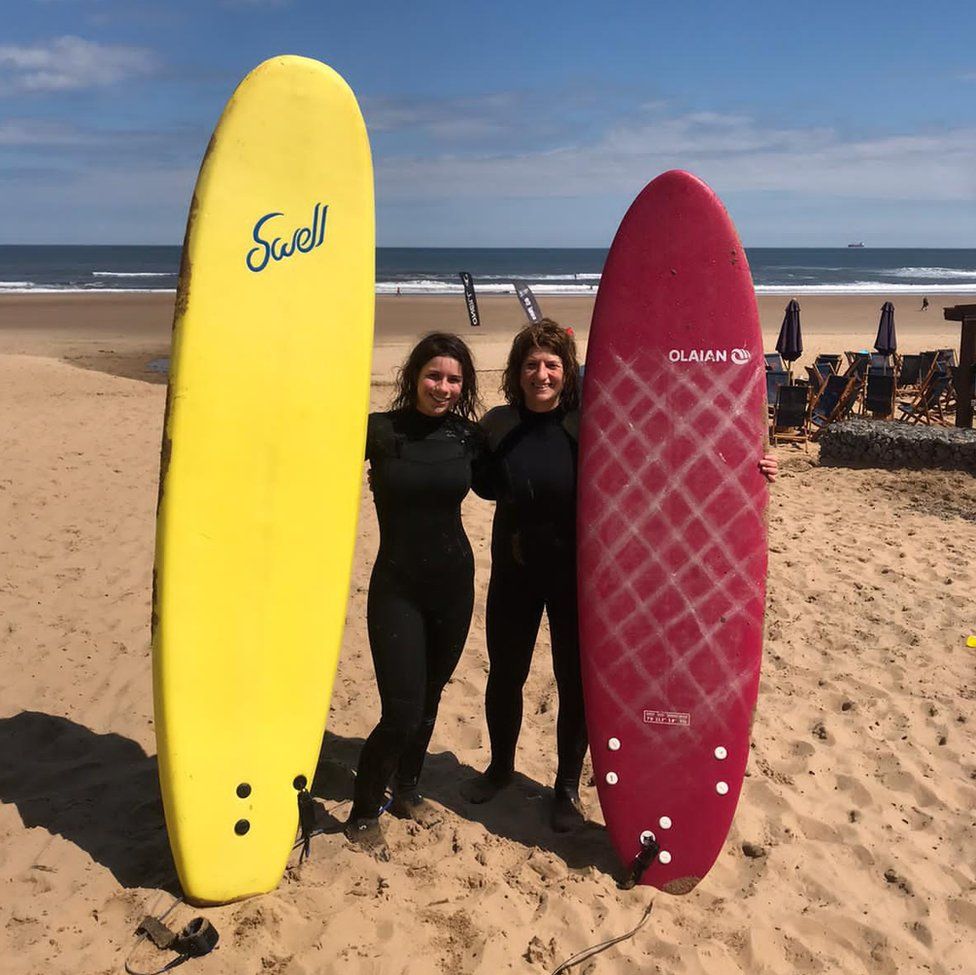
[{"x1": 818, "y1": 419, "x2": 976, "y2": 472}]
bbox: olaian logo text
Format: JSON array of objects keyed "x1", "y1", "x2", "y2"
[
  {"x1": 246, "y1": 202, "x2": 328, "y2": 273},
  {"x1": 668, "y1": 348, "x2": 751, "y2": 364}
]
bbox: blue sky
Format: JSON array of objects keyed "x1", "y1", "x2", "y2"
[{"x1": 2, "y1": 0, "x2": 975, "y2": 246}]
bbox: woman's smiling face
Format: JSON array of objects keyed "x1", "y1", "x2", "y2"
[
  {"x1": 520, "y1": 346, "x2": 564, "y2": 412},
  {"x1": 415, "y1": 355, "x2": 463, "y2": 416}
]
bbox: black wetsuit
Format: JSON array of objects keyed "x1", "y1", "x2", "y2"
[
  {"x1": 351, "y1": 409, "x2": 483, "y2": 820},
  {"x1": 475, "y1": 405, "x2": 588, "y2": 798}
]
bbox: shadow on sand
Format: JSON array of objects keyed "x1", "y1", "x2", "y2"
[
  {"x1": 0, "y1": 710, "x2": 177, "y2": 892},
  {"x1": 0, "y1": 712, "x2": 618, "y2": 894},
  {"x1": 315, "y1": 729, "x2": 620, "y2": 878},
  {"x1": 60, "y1": 352, "x2": 170, "y2": 385}
]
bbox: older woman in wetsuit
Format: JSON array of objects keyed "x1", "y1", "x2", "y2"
[{"x1": 463, "y1": 320, "x2": 777, "y2": 832}]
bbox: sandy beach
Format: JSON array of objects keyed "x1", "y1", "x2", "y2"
[{"x1": 1, "y1": 291, "x2": 974, "y2": 975}]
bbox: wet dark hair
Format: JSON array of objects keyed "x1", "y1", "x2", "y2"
[
  {"x1": 390, "y1": 331, "x2": 481, "y2": 420},
  {"x1": 501, "y1": 319, "x2": 580, "y2": 411}
]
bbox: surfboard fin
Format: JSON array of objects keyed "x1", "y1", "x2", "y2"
[{"x1": 619, "y1": 834, "x2": 660, "y2": 890}]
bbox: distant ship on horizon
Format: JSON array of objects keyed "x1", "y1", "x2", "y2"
[{"x1": 847, "y1": 242, "x2": 865, "y2": 248}]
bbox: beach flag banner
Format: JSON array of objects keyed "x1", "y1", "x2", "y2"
[
  {"x1": 514, "y1": 279, "x2": 542, "y2": 323},
  {"x1": 459, "y1": 271, "x2": 481, "y2": 327}
]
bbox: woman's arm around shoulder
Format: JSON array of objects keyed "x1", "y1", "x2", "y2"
[{"x1": 470, "y1": 411, "x2": 505, "y2": 501}]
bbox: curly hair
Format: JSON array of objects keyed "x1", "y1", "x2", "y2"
[
  {"x1": 501, "y1": 319, "x2": 580, "y2": 411},
  {"x1": 390, "y1": 331, "x2": 482, "y2": 420}
]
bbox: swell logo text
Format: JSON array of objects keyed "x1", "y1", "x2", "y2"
[{"x1": 246, "y1": 202, "x2": 328, "y2": 273}]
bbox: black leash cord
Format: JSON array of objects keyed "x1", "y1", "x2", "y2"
[
  {"x1": 123, "y1": 895, "x2": 219, "y2": 975},
  {"x1": 548, "y1": 899, "x2": 655, "y2": 975},
  {"x1": 123, "y1": 894, "x2": 183, "y2": 975}
]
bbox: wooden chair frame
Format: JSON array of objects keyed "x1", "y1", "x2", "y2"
[
  {"x1": 810, "y1": 374, "x2": 858, "y2": 440},
  {"x1": 770, "y1": 384, "x2": 811, "y2": 449},
  {"x1": 897, "y1": 372, "x2": 951, "y2": 425}
]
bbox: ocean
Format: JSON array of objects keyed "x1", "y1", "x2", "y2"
[{"x1": 2, "y1": 245, "x2": 976, "y2": 296}]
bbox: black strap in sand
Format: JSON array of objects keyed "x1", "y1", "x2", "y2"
[{"x1": 619, "y1": 834, "x2": 660, "y2": 891}]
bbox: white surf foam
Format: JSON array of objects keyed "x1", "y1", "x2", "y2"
[
  {"x1": 376, "y1": 280, "x2": 600, "y2": 296},
  {"x1": 91, "y1": 271, "x2": 172, "y2": 278},
  {"x1": 0, "y1": 285, "x2": 176, "y2": 294},
  {"x1": 756, "y1": 282, "x2": 976, "y2": 295},
  {"x1": 883, "y1": 266, "x2": 976, "y2": 280}
]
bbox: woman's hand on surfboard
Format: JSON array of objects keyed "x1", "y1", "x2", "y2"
[{"x1": 759, "y1": 453, "x2": 778, "y2": 483}]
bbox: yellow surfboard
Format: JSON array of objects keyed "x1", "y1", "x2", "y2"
[{"x1": 152, "y1": 56, "x2": 373, "y2": 905}]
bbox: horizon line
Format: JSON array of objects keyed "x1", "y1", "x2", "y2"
[{"x1": 0, "y1": 243, "x2": 974, "y2": 250}]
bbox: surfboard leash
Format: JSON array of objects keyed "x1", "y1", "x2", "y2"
[
  {"x1": 619, "y1": 833, "x2": 661, "y2": 890},
  {"x1": 547, "y1": 898, "x2": 655, "y2": 975},
  {"x1": 297, "y1": 787, "x2": 317, "y2": 863},
  {"x1": 123, "y1": 894, "x2": 219, "y2": 975}
]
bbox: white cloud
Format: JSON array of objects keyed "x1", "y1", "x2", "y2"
[
  {"x1": 0, "y1": 119, "x2": 98, "y2": 146},
  {"x1": 364, "y1": 92, "x2": 523, "y2": 139},
  {"x1": 375, "y1": 108, "x2": 976, "y2": 204},
  {"x1": 0, "y1": 36, "x2": 158, "y2": 94}
]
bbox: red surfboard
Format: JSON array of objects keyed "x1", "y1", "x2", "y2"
[{"x1": 578, "y1": 171, "x2": 768, "y2": 894}]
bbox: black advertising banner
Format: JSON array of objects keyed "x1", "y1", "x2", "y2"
[
  {"x1": 513, "y1": 279, "x2": 542, "y2": 323},
  {"x1": 459, "y1": 271, "x2": 481, "y2": 327}
]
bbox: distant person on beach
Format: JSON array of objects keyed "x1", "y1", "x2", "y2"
[
  {"x1": 461, "y1": 320, "x2": 779, "y2": 832},
  {"x1": 921, "y1": 297, "x2": 929, "y2": 311},
  {"x1": 345, "y1": 332, "x2": 485, "y2": 855}
]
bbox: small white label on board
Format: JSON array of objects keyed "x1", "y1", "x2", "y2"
[{"x1": 643, "y1": 710, "x2": 691, "y2": 727}]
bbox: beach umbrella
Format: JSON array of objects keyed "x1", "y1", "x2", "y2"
[
  {"x1": 874, "y1": 301, "x2": 897, "y2": 356},
  {"x1": 775, "y1": 299, "x2": 803, "y2": 376}
]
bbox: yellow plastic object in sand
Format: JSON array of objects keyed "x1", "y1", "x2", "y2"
[
  {"x1": 967, "y1": 636, "x2": 976, "y2": 648},
  {"x1": 152, "y1": 56, "x2": 373, "y2": 905}
]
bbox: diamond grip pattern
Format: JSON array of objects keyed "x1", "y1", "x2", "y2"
[{"x1": 579, "y1": 339, "x2": 768, "y2": 891}]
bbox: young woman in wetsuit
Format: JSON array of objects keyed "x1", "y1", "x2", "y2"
[
  {"x1": 463, "y1": 320, "x2": 778, "y2": 833},
  {"x1": 346, "y1": 332, "x2": 483, "y2": 851}
]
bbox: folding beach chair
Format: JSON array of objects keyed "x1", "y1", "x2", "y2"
[
  {"x1": 841, "y1": 352, "x2": 871, "y2": 414},
  {"x1": 865, "y1": 373, "x2": 896, "y2": 418},
  {"x1": 815, "y1": 354, "x2": 842, "y2": 375},
  {"x1": 764, "y1": 352, "x2": 786, "y2": 372},
  {"x1": 805, "y1": 365, "x2": 827, "y2": 396},
  {"x1": 896, "y1": 354, "x2": 922, "y2": 390},
  {"x1": 917, "y1": 351, "x2": 940, "y2": 387},
  {"x1": 947, "y1": 366, "x2": 976, "y2": 418},
  {"x1": 810, "y1": 374, "x2": 858, "y2": 439},
  {"x1": 897, "y1": 372, "x2": 951, "y2": 425},
  {"x1": 937, "y1": 348, "x2": 958, "y2": 370},
  {"x1": 810, "y1": 357, "x2": 836, "y2": 387},
  {"x1": 770, "y1": 384, "x2": 810, "y2": 448},
  {"x1": 868, "y1": 353, "x2": 894, "y2": 375},
  {"x1": 765, "y1": 369, "x2": 790, "y2": 416},
  {"x1": 843, "y1": 352, "x2": 870, "y2": 379}
]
